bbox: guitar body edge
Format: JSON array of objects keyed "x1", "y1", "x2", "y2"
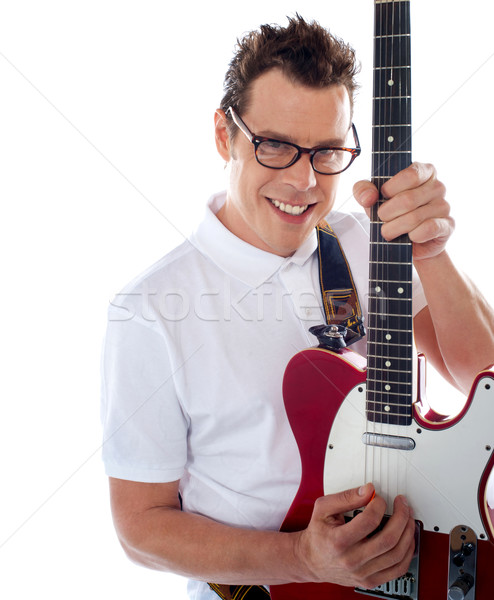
[{"x1": 271, "y1": 347, "x2": 494, "y2": 600}]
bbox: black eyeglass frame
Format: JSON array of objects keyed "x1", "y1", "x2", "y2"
[{"x1": 227, "y1": 107, "x2": 361, "y2": 175}]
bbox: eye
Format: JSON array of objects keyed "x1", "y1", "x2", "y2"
[
  {"x1": 257, "y1": 140, "x2": 297, "y2": 166},
  {"x1": 317, "y1": 148, "x2": 337, "y2": 159}
]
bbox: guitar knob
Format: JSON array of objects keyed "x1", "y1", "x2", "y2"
[{"x1": 448, "y1": 574, "x2": 474, "y2": 600}]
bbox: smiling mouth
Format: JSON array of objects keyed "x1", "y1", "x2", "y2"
[{"x1": 269, "y1": 198, "x2": 309, "y2": 216}]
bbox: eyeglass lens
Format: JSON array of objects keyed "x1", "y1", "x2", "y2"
[{"x1": 256, "y1": 142, "x2": 354, "y2": 174}]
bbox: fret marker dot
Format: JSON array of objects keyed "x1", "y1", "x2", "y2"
[
  {"x1": 385, "y1": 385, "x2": 391, "y2": 391},
  {"x1": 388, "y1": 136, "x2": 394, "y2": 143},
  {"x1": 375, "y1": 285, "x2": 381, "y2": 293},
  {"x1": 385, "y1": 334, "x2": 392, "y2": 340},
  {"x1": 398, "y1": 287, "x2": 404, "y2": 294},
  {"x1": 384, "y1": 405, "x2": 391, "y2": 412},
  {"x1": 385, "y1": 360, "x2": 391, "y2": 367},
  {"x1": 388, "y1": 79, "x2": 394, "y2": 86}
]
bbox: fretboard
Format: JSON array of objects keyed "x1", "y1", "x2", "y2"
[{"x1": 367, "y1": 0, "x2": 413, "y2": 426}]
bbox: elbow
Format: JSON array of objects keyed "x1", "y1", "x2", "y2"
[{"x1": 114, "y1": 522, "x2": 174, "y2": 572}]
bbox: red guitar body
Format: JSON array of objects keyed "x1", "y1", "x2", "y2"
[{"x1": 271, "y1": 347, "x2": 494, "y2": 599}]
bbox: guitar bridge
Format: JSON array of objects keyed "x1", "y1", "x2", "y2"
[{"x1": 354, "y1": 526, "x2": 420, "y2": 600}]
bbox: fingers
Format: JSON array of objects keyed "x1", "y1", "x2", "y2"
[
  {"x1": 353, "y1": 162, "x2": 453, "y2": 258},
  {"x1": 313, "y1": 483, "x2": 376, "y2": 524},
  {"x1": 297, "y1": 486, "x2": 415, "y2": 589},
  {"x1": 355, "y1": 496, "x2": 415, "y2": 585},
  {"x1": 353, "y1": 180, "x2": 379, "y2": 209},
  {"x1": 380, "y1": 162, "x2": 436, "y2": 200}
]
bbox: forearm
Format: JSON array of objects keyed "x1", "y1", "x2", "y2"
[
  {"x1": 116, "y1": 505, "x2": 304, "y2": 585},
  {"x1": 414, "y1": 250, "x2": 494, "y2": 392}
]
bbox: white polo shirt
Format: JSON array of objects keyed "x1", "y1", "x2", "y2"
[{"x1": 101, "y1": 191, "x2": 428, "y2": 598}]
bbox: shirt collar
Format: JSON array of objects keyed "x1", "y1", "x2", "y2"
[{"x1": 189, "y1": 191, "x2": 317, "y2": 288}]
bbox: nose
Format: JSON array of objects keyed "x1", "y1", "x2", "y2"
[{"x1": 280, "y1": 153, "x2": 318, "y2": 192}]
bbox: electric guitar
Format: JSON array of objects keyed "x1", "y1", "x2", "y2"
[{"x1": 271, "y1": 1, "x2": 494, "y2": 598}]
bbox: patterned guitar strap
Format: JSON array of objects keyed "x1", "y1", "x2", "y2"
[{"x1": 208, "y1": 220, "x2": 364, "y2": 600}]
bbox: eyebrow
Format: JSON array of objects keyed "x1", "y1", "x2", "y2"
[{"x1": 256, "y1": 128, "x2": 347, "y2": 148}]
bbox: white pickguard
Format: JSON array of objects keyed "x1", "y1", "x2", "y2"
[{"x1": 323, "y1": 375, "x2": 494, "y2": 537}]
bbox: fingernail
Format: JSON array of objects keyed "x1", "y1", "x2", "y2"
[
  {"x1": 359, "y1": 191, "x2": 374, "y2": 206},
  {"x1": 358, "y1": 483, "x2": 371, "y2": 496}
]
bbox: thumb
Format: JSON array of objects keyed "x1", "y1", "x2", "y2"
[
  {"x1": 353, "y1": 180, "x2": 378, "y2": 216},
  {"x1": 314, "y1": 483, "x2": 376, "y2": 524}
]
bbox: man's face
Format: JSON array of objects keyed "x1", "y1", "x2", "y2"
[{"x1": 215, "y1": 69, "x2": 353, "y2": 257}]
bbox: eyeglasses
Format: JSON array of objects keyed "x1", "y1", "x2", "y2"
[{"x1": 227, "y1": 107, "x2": 361, "y2": 175}]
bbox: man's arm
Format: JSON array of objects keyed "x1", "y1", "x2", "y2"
[
  {"x1": 354, "y1": 162, "x2": 494, "y2": 394},
  {"x1": 109, "y1": 478, "x2": 415, "y2": 589}
]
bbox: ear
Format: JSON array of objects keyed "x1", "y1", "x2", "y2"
[{"x1": 214, "y1": 109, "x2": 232, "y2": 162}]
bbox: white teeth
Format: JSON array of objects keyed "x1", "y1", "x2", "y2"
[{"x1": 270, "y1": 199, "x2": 308, "y2": 215}]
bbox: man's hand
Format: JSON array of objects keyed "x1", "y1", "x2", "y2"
[
  {"x1": 294, "y1": 483, "x2": 416, "y2": 589},
  {"x1": 353, "y1": 162, "x2": 454, "y2": 261}
]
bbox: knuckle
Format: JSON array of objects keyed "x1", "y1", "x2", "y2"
[
  {"x1": 432, "y1": 178, "x2": 446, "y2": 198},
  {"x1": 401, "y1": 190, "x2": 416, "y2": 213},
  {"x1": 361, "y1": 573, "x2": 384, "y2": 590},
  {"x1": 331, "y1": 528, "x2": 351, "y2": 555},
  {"x1": 377, "y1": 531, "x2": 399, "y2": 553}
]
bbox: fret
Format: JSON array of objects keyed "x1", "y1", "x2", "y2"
[
  {"x1": 369, "y1": 367, "x2": 412, "y2": 375},
  {"x1": 366, "y1": 414, "x2": 413, "y2": 425},
  {"x1": 375, "y1": 33, "x2": 411, "y2": 38},
  {"x1": 368, "y1": 296, "x2": 411, "y2": 302},
  {"x1": 366, "y1": 390, "x2": 411, "y2": 406},
  {"x1": 372, "y1": 149, "x2": 412, "y2": 154},
  {"x1": 369, "y1": 325, "x2": 412, "y2": 332},
  {"x1": 367, "y1": 414, "x2": 413, "y2": 426},
  {"x1": 367, "y1": 395, "x2": 413, "y2": 405},
  {"x1": 367, "y1": 328, "x2": 413, "y2": 343},
  {"x1": 372, "y1": 153, "x2": 412, "y2": 177},
  {"x1": 367, "y1": 343, "x2": 413, "y2": 350},
  {"x1": 367, "y1": 407, "x2": 412, "y2": 418},
  {"x1": 369, "y1": 259, "x2": 412, "y2": 264},
  {"x1": 373, "y1": 95, "x2": 411, "y2": 100},
  {"x1": 369, "y1": 278, "x2": 412, "y2": 285},
  {"x1": 367, "y1": 356, "x2": 413, "y2": 370},
  {"x1": 375, "y1": 1, "x2": 410, "y2": 37},
  {"x1": 369, "y1": 250, "x2": 413, "y2": 267},
  {"x1": 369, "y1": 369, "x2": 413, "y2": 381},
  {"x1": 371, "y1": 240, "x2": 407, "y2": 245},
  {"x1": 374, "y1": 65, "x2": 410, "y2": 70},
  {"x1": 367, "y1": 386, "x2": 413, "y2": 395},
  {"x1": 367, "y1": 351, "x2": 412, "y2": 360},
  {"x1": 368, "y1": 315, "x2": 413, "y2": 331},
  {"x1": 369, "y1": 272, "x2": 412, "y2": 290},
  {"x1": 368, "y1": 311, "x2": 413, "y2": 318}
]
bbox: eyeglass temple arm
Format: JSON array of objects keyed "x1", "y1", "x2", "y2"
[
  {"x1": 351, "y1": 123, "x2": 361, "y2": 151},
  {"x1": 227, "y1": 107, "x2": 254, "y2": 142}
]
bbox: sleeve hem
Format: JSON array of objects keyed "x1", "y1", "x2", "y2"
[{"x1": 103, "y1": 462, "x2": 184, "y2": 483}]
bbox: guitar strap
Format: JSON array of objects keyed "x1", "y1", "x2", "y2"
[
  {"x1": 208, "y1": 221, "x2": 364, "y2": 600},
  {"x1": 207, "y1": 583, "x2": 270, "y2": 600},
  {"x1": 315, "y1": 219, "x2": 365, "y2": 344}
]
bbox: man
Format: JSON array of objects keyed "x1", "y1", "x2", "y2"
[{"x1": 101, "y1": 15, "x2": 494, "y2": 599}]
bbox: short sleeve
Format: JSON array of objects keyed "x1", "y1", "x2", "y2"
[{"x1": 101, "y1": 305, "x2": 189, "y2": 483}]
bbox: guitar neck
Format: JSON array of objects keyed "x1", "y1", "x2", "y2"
[{"x1": 367, "y1": 0, "x2": 413, "y2": 426}]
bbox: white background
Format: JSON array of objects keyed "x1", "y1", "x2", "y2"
[{"x1": 1, "y1": 1, "x2": 493, "y2": 598}]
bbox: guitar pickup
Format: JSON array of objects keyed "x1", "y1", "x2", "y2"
[{"x1": 362, "y1": 432, "x2": 416, "y2": 451}]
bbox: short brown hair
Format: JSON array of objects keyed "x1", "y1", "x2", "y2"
[{"x1": 220, "y1": 14, "x2": 360, "y2": 134}]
